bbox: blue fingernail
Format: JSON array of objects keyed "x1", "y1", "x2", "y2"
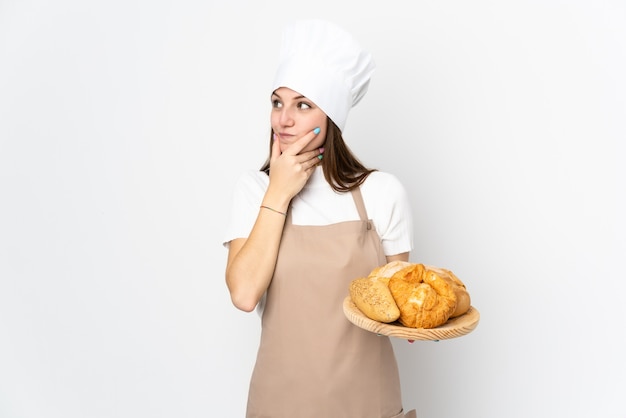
[{"x1": 313, "y1": 127, "x2": 320, "y2": 134}]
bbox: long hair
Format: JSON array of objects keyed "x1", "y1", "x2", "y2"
[{"x1": 260, "y1": 117, "x2": 376, "y2": 193}]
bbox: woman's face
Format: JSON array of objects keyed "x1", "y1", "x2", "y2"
[{"x1": 271, "y1": 87, "x2": 327, "y2": 153}]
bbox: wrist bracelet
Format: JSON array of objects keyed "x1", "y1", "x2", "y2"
[{"x1": 260, "y1": 205, "x2": 286, "y2": 216}]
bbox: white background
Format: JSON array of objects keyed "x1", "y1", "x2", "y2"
[{"x1": 1, "y1": 1, "x2": 624, "y2": 417}]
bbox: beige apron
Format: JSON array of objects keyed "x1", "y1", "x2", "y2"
[{"x1": 247, "y1": 188, "x2": 414, "y2": 418}]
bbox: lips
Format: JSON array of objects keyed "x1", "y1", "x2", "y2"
[{"x1": 277, "y1": 133, "x2": 296, "y2": 145}]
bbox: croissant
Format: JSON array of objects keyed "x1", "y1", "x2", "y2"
[{"x1": 387, "y1": 264, "x2": 457, "y2": 328}]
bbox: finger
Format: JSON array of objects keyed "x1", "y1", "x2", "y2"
[
  {"x1": 282, "y1": 127, "x2": 321, "y2": 156},
  {"x1": 304, "y1": 153, "x2": 323, "y2": 171},
  {"x1": 269, "y1": 133, "x2": 281, "y2": 165},
  {"x1": 295, "y1": 146, "x2": 324, "y2": 163}
]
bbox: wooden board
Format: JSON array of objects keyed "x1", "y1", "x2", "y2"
[{"x1": 343, "y1": 296, "x2": 480, "y2": 341}]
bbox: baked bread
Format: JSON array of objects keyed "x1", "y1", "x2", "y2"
[
  {"x1": 349, "y1": 277, "x2": 400, "y2": 323},
  {"x1": 388, "y1": 264, "x2": 458, "y2": 329},
  {"x1": 349, "y1": 261, "x2": 471, "y2": 328},
  {"x1": 425, "y1": 265, "x2": 471, "y2": 318},
  {"x1": 368, "y1": 260, "x2": 412, "y2": 285},
  {"x1": 349, "y1": 260, "x2": 413, "y2": 323}
]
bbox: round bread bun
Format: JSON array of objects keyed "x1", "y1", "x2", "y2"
[
  {"x1": 425, "y1": 265, "x2": 471, "y2": 318},
  {"x1": 388, "y1": 264, "x2": 457, "y2": 329},
  {"x1": 368, "y1": 260, "x2": 412, "y2": 285}
]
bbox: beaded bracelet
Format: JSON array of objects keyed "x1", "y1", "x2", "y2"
[{"x1": 260, "y1": 205, "x2": 286, "y2": 216}]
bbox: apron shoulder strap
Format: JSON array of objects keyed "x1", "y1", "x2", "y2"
[{"x1": 350, "y1": 187, "x2": 371, "y2": 229}]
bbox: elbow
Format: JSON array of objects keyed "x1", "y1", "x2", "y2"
[
  {"x1": 230, "y1": 293, "x2": 258, "y2": 313},
  {"x1": 226, "y1": 271, "x2": 260, "y2": 313}
]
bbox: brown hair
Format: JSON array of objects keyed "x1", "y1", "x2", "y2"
[{"x1": 260, "y1": 117, "x2": 376, "y2": 193}]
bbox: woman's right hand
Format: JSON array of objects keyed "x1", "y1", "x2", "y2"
[{"x1": 265, "y1": 128, "x2": 324, "y2": 209}]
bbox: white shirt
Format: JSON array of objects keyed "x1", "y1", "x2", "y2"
[{"x1": 223, "y1": 166, "x2": 413, "y2": 256}]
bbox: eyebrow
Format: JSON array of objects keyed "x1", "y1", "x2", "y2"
[{"x1": 272, "y1": 91, "x2": 306, "y2": 100}]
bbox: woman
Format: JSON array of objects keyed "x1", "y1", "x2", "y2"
[{"x1": 224, "y1": 19, "x2": 416, "y2": 418}]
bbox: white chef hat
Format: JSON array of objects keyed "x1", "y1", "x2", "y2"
[{"x1": 272, "y1": 19, "x2": 376, "y2": 132}]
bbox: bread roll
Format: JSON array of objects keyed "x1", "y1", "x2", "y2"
[
  {"x1": 425, "y1": 265, "x2": 471, "y2": 318},
  {"x1": 368, "y1": 260, "x2": 412, "y2": 285},
  {"x1": 388, "y1": 264, "x2": 457, "y2": 329},
  {"x1": 349, "y1": 277, "x2": 400, "y2": 323},
  {"x1": 348, "y1": 261, "x2": 471, "y2": 328}
]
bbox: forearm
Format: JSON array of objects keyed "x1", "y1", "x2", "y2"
[
  {"x1": 386, "y1": 252, "x2": 409, "y2": 263},
  {"x1": 225, "y1": 204, "x2": 288, "y2": 312},
  {"x1": 226, "y1": 140, "x2": 320, "y2": 311}
]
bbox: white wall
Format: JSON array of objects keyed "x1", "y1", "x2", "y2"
[{"x1": 1, "y1": 1, "x2": 624, "y2": 417}]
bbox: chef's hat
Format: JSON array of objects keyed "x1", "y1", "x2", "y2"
[{"x1": 272, "y1": 19, "x2": 376, "y2": 132}]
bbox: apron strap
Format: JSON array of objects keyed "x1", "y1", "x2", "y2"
[{"x1": 350, "y1": 187, "x2": 372, "y2": 229}]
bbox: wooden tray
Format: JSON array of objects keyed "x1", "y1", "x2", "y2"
[{"x1": 343, "y1": 296, "x2": 480, "y2": 341}]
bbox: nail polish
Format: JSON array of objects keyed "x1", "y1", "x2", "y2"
[{"x1": 313, "y1": 127, "x2": 320, "y2": 135}]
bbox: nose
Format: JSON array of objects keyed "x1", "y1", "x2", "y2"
[{"x1": 278, "y1": 107, "x2": 294, "y2": 127}]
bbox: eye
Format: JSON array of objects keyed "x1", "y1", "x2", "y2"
[
  {"x1": 297, "y1": 101, "x2": 312, "y2": 110},
  {"x1": 272, "y1": 99, "x2": 282, "y2": 108}
]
